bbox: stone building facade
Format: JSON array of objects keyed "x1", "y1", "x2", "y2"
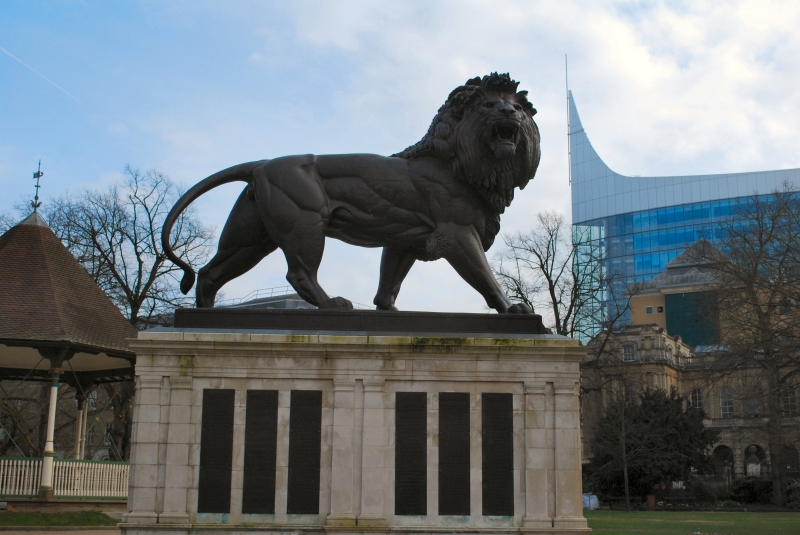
[{"x1": 581, "y1": 323, "x2": 800, "y2": 482}]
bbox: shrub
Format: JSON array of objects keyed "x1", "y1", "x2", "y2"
[
  {"x1": 787, "y1": 480, "x2": 800, "y2": 510},
  {"x1": 730, "y1": 476, "x2": 772, "y2": 504},
  {"x1": 686, "y1": 478, "x2": 718, "y2": 503},
  {"x1": 719, "y1": 499, "x2": 742, "y2": 508}
]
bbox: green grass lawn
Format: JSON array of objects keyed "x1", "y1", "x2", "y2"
[
  {"x1": 0, "y1": 511, "x2": 117, "y2": 526},
  {"x1": 586, "y1": 510, "x2": 800, "y2": 535}
]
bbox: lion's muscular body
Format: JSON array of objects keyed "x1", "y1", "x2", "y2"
[
  {"x1": 162, "y1": 73, "x2": 540, "y2": 313},
  {"x1": 207, "y1": 153, "x2": 498, "y2": 309},
  {"x1": 319, "y1": 154, "x2": 490, "y2": 253}
]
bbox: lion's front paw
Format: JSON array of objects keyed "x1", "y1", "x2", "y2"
[
  {"x1": 319, "y1": 296, "x2": 354, "y2": 310},
  {"x1": 505, "y1": 303, "x2": 533, "y2": 314}
]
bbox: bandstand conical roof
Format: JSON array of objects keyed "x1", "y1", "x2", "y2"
[{"x1": 0, "y1": 213, "x2": 136, "y2": 377}]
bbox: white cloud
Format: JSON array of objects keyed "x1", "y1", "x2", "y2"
[{"x1": 8, "y1": 1, "x2": 800, "y2": 313}]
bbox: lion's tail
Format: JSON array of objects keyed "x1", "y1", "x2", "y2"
[{"x1": 161, "y1": 160, "x2": 267, "y2": 295}]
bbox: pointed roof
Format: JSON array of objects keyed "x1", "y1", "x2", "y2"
[
  {"x1": 629, "y1": 238, "x2": 726, "y2": 294},
  {"x1": 664, "y1": 238, "x2": 724, "y2": 270},
  {"x1": 0, "y1": 213, "x2": 137, "y2": 359}
]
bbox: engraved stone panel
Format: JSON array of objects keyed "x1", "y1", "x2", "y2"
[
  {"x1": 395, "y1": 392, "x2": 427, "y2": 516},
  {"x1": 481, "y1": 393, "x2": 513, "y2": 516},
  {"x1": 438, "y1": 392, "x2": 470, "y2": 515},
  {"x1": 287, "y1": 390, "x2": 322, "y2": 514},
  {"x1": 198, "y1": 389, "x2": 235, "y2": 513},
  {"x1": 242, "y1": 390, "x2": 279, "y2": 514}
]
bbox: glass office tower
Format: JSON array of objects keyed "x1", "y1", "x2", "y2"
[{"x1": 569, "y1": 91, "x2": 800, "y2": 332}]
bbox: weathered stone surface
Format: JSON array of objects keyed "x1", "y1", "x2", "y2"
[{"x1": 120, "y1": 326, "x2": 589, "y2": 534}]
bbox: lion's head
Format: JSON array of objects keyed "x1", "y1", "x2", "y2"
[{"x1": 395, "y1": 73, "x2": 540, "y2": 218}]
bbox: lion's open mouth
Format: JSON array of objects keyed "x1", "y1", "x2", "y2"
[
  {"x1": 491, "y1": 122, "x2": 520, "y2": 159},
  {"x1": 494, "y1": 123, "x2": 519, "y2": 143}
]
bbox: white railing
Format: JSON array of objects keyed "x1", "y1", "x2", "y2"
[
  {"x1": 217, "y1": 285, "x2": 294, "y2": 306},
  {"x1": 53, "y1": 459, "x2": 129, "y2": 499},
  {"x1": 0, "y1": 457, "x2": 128, "y2": 499},
  {"x1": 0, "y1": 458, "x2": 41, "y2": 497}
]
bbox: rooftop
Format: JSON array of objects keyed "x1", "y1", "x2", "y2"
[{"x1": 0, "y1": 212, "x2": 137, "y2": 358}]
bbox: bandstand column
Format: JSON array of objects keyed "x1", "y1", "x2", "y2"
[
  {"x1": 39, "y1": 369, "x2": 61, "y2": 500},
  {"x1": 78, "y1": 401, "x2": 89, "y2": 459},
  {"x1": 73, "y1": 395, "x2": 84, "y2": 459}
]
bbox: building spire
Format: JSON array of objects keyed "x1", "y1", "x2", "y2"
[{"x1": 31, "y1": 160, "x2": 43, "y2": 213}]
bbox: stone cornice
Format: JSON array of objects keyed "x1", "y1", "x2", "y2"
[{"x1": 131, "y1": 331, "x2": 586, "y2": 362}]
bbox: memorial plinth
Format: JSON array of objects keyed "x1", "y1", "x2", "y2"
[{"x1": 120, "y1": 310, "x2": 589, "y2": 535}]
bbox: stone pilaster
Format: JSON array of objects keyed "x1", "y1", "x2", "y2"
[
  {"x1": 328, "y1": 380, "x2": 357, "y2": 526},
  {"x1": 123, "y1": 375, "x2": 164, "y2": 524},
  {"x1": 469, "y1": 393, "x2": 481, "y2": 526},
  {"x1": 358, "y1": 380, "x2": 387, "y2": 526},
  {"x1": 155, "y1": 376, "x2": 171, "y2": 516},
  {"x1": 274, "y1": 390, "x2": 291, "y2": 524},
  {"x1": 159, "y1": 375, "x2": 193, "y2": 525},
  {"x1": 553, "y1": 382, "x2": 587, "y2": 530},
  {"x1": 426, "y1": 392, "x2": 438, "y2": 523},
  {"x1": 228, "y1": 388, "x2": 247, "y2": 524},
  {"x1": 522, "y1": 383, "x2": 550, "y2": 529}
]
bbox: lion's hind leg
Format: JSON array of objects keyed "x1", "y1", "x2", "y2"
[
  {"x1": 196, "y1": 186, "x2": 276, "y2": 307},
  {"x1": 252, "y1": 156, "x2": 353, "y2": 310},
  {"x1": 279, "y1": 230, "x2": 353, "y2": 310},
  {"x1": 197, "y1": 241, "x2": 277, "y2": 307}
]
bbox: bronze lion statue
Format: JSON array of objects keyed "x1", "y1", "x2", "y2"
[{"x1": 162, "y1": 72, "x2": 540, "y2": 313}]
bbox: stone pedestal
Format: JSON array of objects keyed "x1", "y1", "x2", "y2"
[{"x1": 120, "y1": 310, "x2": 588, "y2": 534}]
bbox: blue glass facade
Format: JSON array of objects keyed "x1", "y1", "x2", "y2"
[
  {"x1": 593, "y1": 197, "x2": 740, "y2": 283},
  {"x1": 569, "y1": 91, "x2": 800, "y2": 330}
]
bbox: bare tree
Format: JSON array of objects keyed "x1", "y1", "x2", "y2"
[
  {"x1": 699, "y1": 184, "x2": 800, "y2": 505},
  {"x1": 493, "y1": 211, "x2": 608, "y2": 337},
  {"x1": 102, "y1": 381, "x2": 135, "y2": 461},
  {"x1": 38, "y1": 166, "x2": 213, "y2": 325},
  {"x1": 0, "y1": 212, "x2": 15, "y2": 233}
]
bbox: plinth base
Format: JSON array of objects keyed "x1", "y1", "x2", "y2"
[
  {"x1": 121, "y1": 310, "x2": 585, "y2": 535},
  {"x1": 121, "y1": 526, "x2": 590, "y2": 535},
  {"x1": 36, "y1": 488, "x2": 55, "y2": 501}
]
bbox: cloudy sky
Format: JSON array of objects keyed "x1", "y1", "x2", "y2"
[{"x1": 2, "y1": 1, "x2": 799, "y2": 313}]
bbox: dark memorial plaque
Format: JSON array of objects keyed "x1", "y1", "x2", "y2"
[
  {"x1": 438, "y1": 392, "x2": 470, "y2": 515},
  {"x1": 481, "y1": 393, "x2": 513, "y2": 516},
  {"x1": 242, "y1": 390, "x2": 279, "y2": 514},
  {"x1": 287, "y1": 390, "x2": 322, "y2": 514},
  {"x1": 395, "y1": 392, "x2": 427, "y2": 515},
  {"x1": 198, "y1": 389, "x2": 235, "y2": 513}
]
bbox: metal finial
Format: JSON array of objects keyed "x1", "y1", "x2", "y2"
[{"x1": 31, "y1": 160, "x2": 43, "y2": 212}]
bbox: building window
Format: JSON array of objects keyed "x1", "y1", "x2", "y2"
[
  {"x1": 742, "y1": 390, "x2": 764, "y2": 418},
  {"x1": 624, "y1": 383, "x2": 637, "y2": 405},
  {"x1": 782, "y1": 387, "x2": 797, "y2": 415},
  {"x1": 720, "y1": 388, "x2": 734, "y2": 418},
  {"x1": 623, "y1": 344, "x2": 636, "y2": 361},
  {"x1": 657, "y1": 306, "x2": 664, "y2": 313},
  {"x1": 646, "y1": 306, "x2": 653, "y2": 315},
  {"x1": 688, "y1": 389, "x2": 704, "y2": 410},
  {"x1": 780, "y1": 299, "x2": 792, "y2": 315}
]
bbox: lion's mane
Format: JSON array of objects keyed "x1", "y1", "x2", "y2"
[{"x1": 394, "y1": 73, "x2": 541, "y2": 249}]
